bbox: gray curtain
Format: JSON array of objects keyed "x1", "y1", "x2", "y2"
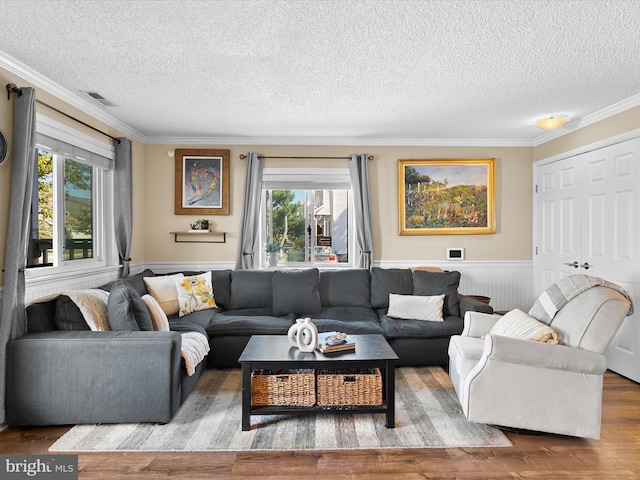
[
  {"x1": 235, "y1": 152, "x2": 264, "y2": 269},
  {"x1": 0, "y1": 87, "x2": 37, "y2": 423},
  {"x1": 114, "y1": 137, "x2": 133, "y2": 278},
  {"x1": 349, "y1": 153, "x2": 373, "y2": 269}
]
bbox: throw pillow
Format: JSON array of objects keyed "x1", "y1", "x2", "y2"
[
  {"x1": 387, "y1": 293, "x2": 445, "y2": 322},
  {"x1": 54, "y1": 295, "x2": 91, "y2": 331},
  {"x1": 490, "y1": 308, "x2": 559, "y2": 344},
  {"x1": 107, "y1": 279, "x2": 154, "y2": 331},
  {"x1": 141, "y1": 294, "x2": 170, "y2": 331},
  {"x1": 412, "y1": 270, "x2": 461, "y2": 317},
  {"x1": 272, "y1": 268, "x2": 322, "y2": 316},
  {"x1": 143, "y1": 273, "x2": 184, "y2": 315},
  {"x1": 175, "y1": 271, "x2": 217, "y2": 317}
]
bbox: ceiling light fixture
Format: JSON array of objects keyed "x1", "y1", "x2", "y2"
[{"x1": 535, "y1": 115, "x2": 569, "y2": 131}]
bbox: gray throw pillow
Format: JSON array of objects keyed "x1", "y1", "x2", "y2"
[
  {"x1": 412, "y1": 270, "x2": 461, "y2": 317},
  {"x1": 272, "y1": 268, "x2": 322, "y2": 316},
  {"x1": 107, "y1": 279, "x2": 154, "y2": 331}
]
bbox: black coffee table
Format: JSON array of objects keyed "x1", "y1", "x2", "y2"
[{"x1": 238, "y1": 334, "x2": 398, "y2": 431}]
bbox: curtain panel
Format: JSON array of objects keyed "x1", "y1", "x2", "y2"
[
  {"x1": 235, "y1": 153, "x2": 264, "y2": 269},
  {"x1": 0, "y1": 87, "x2": 37, "y2": 423},
  {"x1": 114, "y1": 137, "x2": 133, "y2": 278},
  {"x1": 349, "y1": 153, "x2": 374, "y2": 269}
]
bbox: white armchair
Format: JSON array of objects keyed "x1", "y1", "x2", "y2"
[{"x1": 448, "y1": 285, "x2": 632, "y2": 439}]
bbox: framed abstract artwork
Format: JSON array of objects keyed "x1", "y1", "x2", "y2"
[
  {"x1": 398, "y1": 158, "x2": 495, "y2": 235},
  {"x1": 175, "y1": 149, "x2": 230, "y2": 215}
]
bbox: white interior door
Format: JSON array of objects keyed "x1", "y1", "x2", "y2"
[{"x1": 534, "y1": 138, "x2": 640, "y2": 382}]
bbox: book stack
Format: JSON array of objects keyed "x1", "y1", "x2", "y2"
[{"x1": 317, "y1": 331, "x2": 355, "y2": 354}]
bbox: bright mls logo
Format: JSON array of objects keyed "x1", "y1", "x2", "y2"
[{"x1": 1, "y1": 455, "x2": 78, "y2": 479}]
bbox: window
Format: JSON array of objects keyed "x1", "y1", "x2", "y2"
[
  {"x1": 27, "y1": 115, "x2": 115, "y2": 273},
  {"x1": 262, "y1": 168, "x2": 353, "y2": 267}
]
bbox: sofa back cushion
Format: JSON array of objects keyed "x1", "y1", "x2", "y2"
[
  {"x1": 210, "y1": 270, "x2": 232, "y2": 310},
  {"x1": 412, "y1": 270, "x2": 461, "y2": 317},
  {"x1": 319, "y1": 269, "x2": 371, "y2": 308},
  {"x1": 272, "y1": 268, "x2": 322, "y2": 316},
  {"x1": 370, "y1": 267, "x2": 414, "y2": 309},
  {"x1": 26, "y1": 299, "x2": 58, "y2": 333},
  {"x1": 230, "y1": 270, "x2": 274, "y2": 310}
]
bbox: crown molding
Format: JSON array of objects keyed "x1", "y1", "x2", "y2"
[
  {"x1": 0, "y1": 51, "x2": 145, "y2": 143},
  {"x1": 144, "y1": 135, "x2": 535, "y2": 147}
]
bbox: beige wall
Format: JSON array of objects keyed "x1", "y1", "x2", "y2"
[
  {"x1": 143, "y1": 144, "x2": 534, "y2": 264},
  {"x1": 534, "y1": 105, "x2": 640, "y2": 161}
]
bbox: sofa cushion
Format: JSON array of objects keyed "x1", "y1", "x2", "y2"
[
  {"x1": 319, "y1": 269, "x2": 371, "y2": 308},
  {"x1": 230, "y1": 270, "x2": 274, "y2": 310},
  {"x1": 387, "y1": 293, "x2": 445, "y2": 322},
  {"x1": 142, "y1": 294, "x2": 170, "y2": 331},
  {"x1": 412, "y1": 270, "x2": 461, "y2": 317},
  {"x1": 211, "y1": 269, "x2": 232, "y2": 310},
  {"x1": 490, "y1": 308, "x2": 559, "y2": 344},
  {"x1": 206, "y1": 315, "x2": 295, "y2": 336},
  {"x1": 370, "y1": 267, "x2": 414, "y2": 309},
  {"x1": 381, "y1": 314, "x2": 464, "y2": 339},
  {"x1": 175, "y1": 271, "x2": 217, "y2": 317},
  {"x1": 304, "y1": 306, "x2": 385, "y2": 334},
  {"x1": 272, "y1": 268, "x2": 322, "y2": 316},
  {"x1": 143, "y1": 273, "x2": 184, "y2": 316},
  {"x1": 26, "y1": 299, "x2": 58, "y2": 333},
  {"x1": 107, "y1": 279, "x2": 154, "y2": 331}
]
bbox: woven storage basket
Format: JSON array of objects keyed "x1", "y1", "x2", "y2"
[
  {"x1": 251, "y1": 369, "x2": 316, "y2": 406},
  {"x1": 316, "y1": 368, "x2": 382, "y2": 406}
]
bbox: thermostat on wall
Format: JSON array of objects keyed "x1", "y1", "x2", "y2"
[{"x1": 447, "y1": 248, "x2": 464, "y2": 261}]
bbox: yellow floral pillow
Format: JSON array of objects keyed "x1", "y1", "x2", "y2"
[{"x1": 175, "y1": 271, "x2": 217, "y2": 317}]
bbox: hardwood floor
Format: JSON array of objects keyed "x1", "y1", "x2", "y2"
[{"x1": 2, "y1": 370, "x2": 639, "y2": 479}]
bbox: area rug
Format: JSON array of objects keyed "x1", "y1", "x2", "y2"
[{"x1": 50, "y1": 366, "x2": 510, "y2": 451}]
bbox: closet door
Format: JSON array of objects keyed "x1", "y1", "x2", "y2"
[{"x1": 534, "y1": 138, "x2": 639, "y2": 382}]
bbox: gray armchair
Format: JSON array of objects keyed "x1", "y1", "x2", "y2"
[{"x1": 448, "y1": 285, "x2": 632, "y2": 439}]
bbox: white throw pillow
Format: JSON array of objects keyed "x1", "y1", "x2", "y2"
[
  {"x1": 143, "y1": 273, "x2": 184, "y2": 316},
  {"x1": 490, "y1": 308, "x2": 559, "y2": 344},
  {"x1": 141, "y1": 294, "x2": 170, "y2": 331},
  {"x1": 387, "y1": 293, "x2": 445, "y2": 322},
  {"x1": 175, "y1": 271, "x2": 217, "y2": 317}
]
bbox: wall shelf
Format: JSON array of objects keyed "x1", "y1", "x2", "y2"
[{"x1": 169, "y1": 231, "x2": 226, "y2": 243}]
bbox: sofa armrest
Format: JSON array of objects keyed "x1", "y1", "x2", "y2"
[
  {"x1": 461, "y1": 311, "x2": 502, "y2": 337},
  {"x1": 482, "y1": 334, "x2": 607, "y2": 375},
  {"x1": 459, "y1": 294, "x2": 493, "y2": 316},
  {"x1": 6, "y1": 331, "x2": 184, "y2": 426}
]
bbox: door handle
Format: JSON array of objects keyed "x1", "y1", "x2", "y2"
[
  {"x1": 563, "y1": 261, "x2": 579, "y2": 268},
  {"x1": 580, "y1": 262, "x2": 592, "y2": 270}
]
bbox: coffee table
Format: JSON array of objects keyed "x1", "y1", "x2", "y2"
[{"x1": 238, "y1": 334, "x2": 399, "y2": 431}]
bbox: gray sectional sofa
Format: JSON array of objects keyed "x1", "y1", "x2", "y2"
[{"x1": 6, "y1": 267, "x2": 491, "y2": 426}]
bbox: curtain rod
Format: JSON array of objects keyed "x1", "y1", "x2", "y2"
[
  {"x1": 6, "y1": 83, "x2": 121, "y2": 144},
  {"x1": 239, "y1": 154, "x2": 373, "y2": 160}
]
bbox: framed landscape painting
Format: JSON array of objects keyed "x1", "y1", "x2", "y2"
[
  {"x1": 175, "y1": 149, "x2": 230, "y2": 215},
  {"x1": 398, "y1": 158, "x2": 495, "y2": 235}
]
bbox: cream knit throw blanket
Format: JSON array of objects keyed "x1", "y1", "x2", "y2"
[{"x1": 528, "y1": 274, "x2": 633, "y2": 323}]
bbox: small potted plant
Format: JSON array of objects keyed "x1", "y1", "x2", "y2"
[{"x1": 264, "y1": 241, "x2": 280, "y2": 267}]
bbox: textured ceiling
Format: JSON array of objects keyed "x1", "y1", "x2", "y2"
[{"x1": 1, "y1": 0, "x2": 640, "y2": 144}]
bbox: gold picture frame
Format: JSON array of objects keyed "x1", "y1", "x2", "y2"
[
  {"x1": 398, "y1": 158, "x2": 495, "y2": 235},
  {"x1": 175, "y1": 149, "x2": 230, "y2": 215}
]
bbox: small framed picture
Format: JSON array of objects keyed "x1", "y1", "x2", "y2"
[{"x1": 175, "y1": 149, "x2": 230, "y2": 215}]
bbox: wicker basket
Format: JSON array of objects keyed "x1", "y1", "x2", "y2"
[
  {"x1": 251, "y1": 369, "x2": 316, "y2": 407},
  {"x1": 316, "y1": 368, "x2": 382, "y2": 406}
]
